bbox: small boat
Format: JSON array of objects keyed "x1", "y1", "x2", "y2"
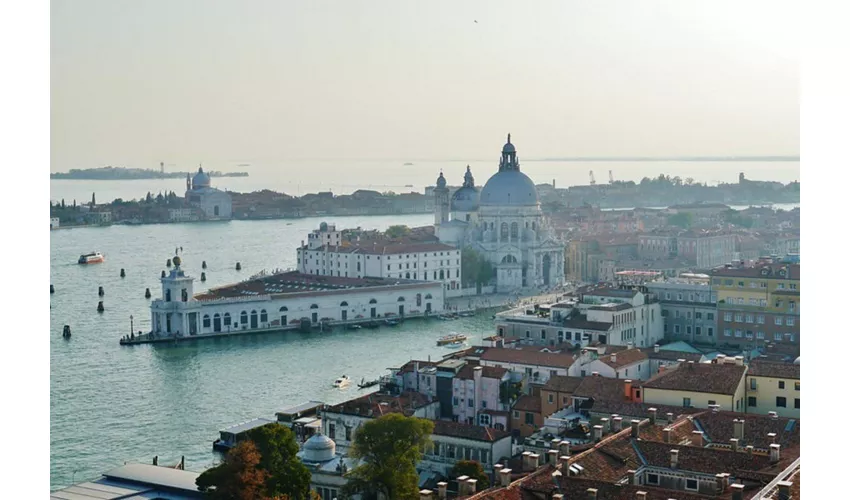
[
  {"x1": 365, "y1": 321, "x2": 380, "y2": 329},
  {"x1": 437, "y1": 333, "x2": 468, "y2": 346},
  {"x1": 404, "y1": 162, "x2": 414, "y2": 166},
  {"x1": 358, "y1": 377, "x2": 380, "y2": 389},
  {"x1": 333, "y1": 375, "x2": 351, "y2": 388},
  {"x1": 404, "y1": 184, "x2": 414, "y2": 187},
  {"x1": 347, "y1": 324, "x2": 362, "y2": 330},
  {"x1": 445, "y1": 341, "x2": 467, "y2": 349},
  {"x1": 458, "y1": 311, "x2": 475, "y2": 317},
  {"x1": 385, "y1": 319, "x2": 399, "y2": 327},
  {"x1": 78, "y1": 251, "x2": 105, "y2": 264}
]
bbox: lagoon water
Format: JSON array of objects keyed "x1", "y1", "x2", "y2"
[{"x1": 49, "y1": 213, "x2": 506, "y2": 489}]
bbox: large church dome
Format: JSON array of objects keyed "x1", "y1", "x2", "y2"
[
  {"x1": 479, "y1": 135, "x2": 539, "y2": 207},
  {"x1": 192, "y1": 167, "x2": 211, "y2": 190}
]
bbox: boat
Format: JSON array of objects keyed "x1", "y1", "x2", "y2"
[
  {"x1": 458, "y1": 311, "x2": 475, "y2": 317},
  {"x1": 78, "y1": 251, "x2": 105, "y2": 264},
  {"x1": 437, "y1": 333, "x2": 468, "y2": 346},
  {"x1": 445, "y1": 341, "x2": 467, "y2": 349},
  {"x1": 333, "y1": 375, "x2": 351, "y2": 388},
  {"x1": 404, "y1": 184, "x2": 414, "y2": 187},
  {"x1": 404, "y1": 162, "x2": 414, "y2": 166},
  {"x1": 385, "y1": 319, "x2": 399, "y2": 327},
  {"x1": 347, "y1": 324, "x2": 362, "y2": 330},
  {"x1": 358, "y1": 377, "x2": 380, "y2": 389}
]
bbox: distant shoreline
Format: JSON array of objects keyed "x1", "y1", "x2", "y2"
[
  {"x1": 50, "y1": 167, "x2": 249, "y2": 180},
  {"x1": 536, "y1": 156, "x2": 800, "y2": 162}
]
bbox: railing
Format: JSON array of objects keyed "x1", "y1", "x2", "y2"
[{"x1": 748, "y1": 458, "x2": 800, "y2": 500}]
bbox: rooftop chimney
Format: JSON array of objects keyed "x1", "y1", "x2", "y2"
[
  {"x1": 663, "y1": 427, "x2": 672, "y2": 443},
  {"x1": 457, "y1": 476, "x2": 469, "y2": 493},
  {"x1": 636, "y1": 492, "x2": 647, "y2": 500},
  {"x1": 624, "y1": 379, "x2": 633, "y2": 399},
  {"x1": 548, "y1": 449, "x2": 559, "y2": 464},
  {"x1": 716, "y1": 354, "x2": 727, "y2": 363},
  {"x1": 658, "y1": 365, "x2": 666, "y2": 374},
  {"x1": 521, "y1": 451, "x2": 531, "y2": 470},
  {"x1": 746, "y1": 445, "x2": 754, "y2": 455},
  {"x1": 528, "y1": 453, "x2": 540, "y2": 470},
  {"x1": 592, "y1": 371, "x2": 600, "y2": 377},
  {"x1": 587, "y1": 488, "x2": 598, "y2": 500},
  {"x1": 770, "y1": 443, "x2": 781, "y2": 463},
  {"x1": 670, "y1": 449, "x2": 679, "y2": 469},
  {"x1": 730, "y1": 438, "x2": 739, "y2": 452},
  {"x1": 692, "y1": 430, "x2": 704, "y2": 447},
  {"x1": 593, "y1": 425, "x2": 603, "y2": 442},
  {"x1": 715, "y1": 473, "x2": 725, "y2": 493},
  {"x1": 437, "y1": 481, "x2": 448, "y2": 499},
  {"x1": 613, "y1": 416, "x2": 623, "y2": 432},
  {"x1": 420, "y1": 490, "x2": 434, "y2": 500},
  {"x1": 631, "y1": 419, "x2": 640, "y2": 438},
  {"x1": 654, "y1": 344, "x2": 660, "y2": 353},
  {"x1": 611, "y1": 353, "x2": 617, "y2": 364},
  {"x1": 648, "y1": 408, "x2": 657, "y2": 425},
  {"x1": 735, "y1": 355, "x2": 744, "y2": 366},
  {"x1": 500, "y1": 468, "x2": 512, "y2": 487},
  {"x1": 768, "y1": 432, "x2": 777, "y2": 444},
  {"x1": 777, "y1": 480, "x2": 793, "y2": 500},
  {"x1": 553, "y1": 495, "x2": 564, "y2": 500},
  {"x1": 769, "y1": 411, "x2": 779, "y2": 420},
  {"x1": 466, "y1": 478, "x2": 478, "y2": 495},
  {"x1": 559, "y1": 455, "x2": 570, "y2": 469},
  {"x1": 731, "y1": 483, "x2": 745, "y2": 500},
  {"x1": 600, "y1": 417, "x2": 610, "y2": 433},
  {"x1": 627, "y1": 469, "x2": 637, "y2": 485},
  {"x1": 733, "y1": 419, "x2": 745, "y2": 441},
  {"x1": 559, "y1": 440, "x2": 571, "y2": 456},
  {"x1": 666, "y1": 412, "x2": 674, "y2": 423}
]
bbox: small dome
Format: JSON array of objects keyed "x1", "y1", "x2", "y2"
[
  {"x1": 480, "y1": 170, "x2": 540, "y2": 206},
  {"x1": 192, "y1": 167, "x2": 211, "y2": 189},
  {"x1": 436, "y1": 172, "x2": 447, "y2": 189},
  {"x1": 451, "y1": 186, "x2": 479, "y2": 212},
  {"x1": 793, "y1": 356, "x2": 800, "y2": 365},
  {"x1": 301, "y1": 433, "x2": 336, "y2": 462}
]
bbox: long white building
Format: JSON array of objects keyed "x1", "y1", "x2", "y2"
[
  {"x1": 148, "y1": 260, "x2": 446, "y2": 337},
  {"x1": 296, "y1": 222, "x2": 463, "y2": 298}
]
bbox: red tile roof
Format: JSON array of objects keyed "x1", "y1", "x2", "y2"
[
  {"x1": 456, "y1": 363, "x2": 509, "y2": 381},
  {"x1": 480, "y1": 347, "x2": 576, "y2": 370},
  {"x1": 542, "y1": 375, "x2": 584, "y2": 393},
  {"x1": 642, "y1": 362, "x2": 746, "y2": 396},
  {"x1": 431, "y1": 420, "x2": 512, "y2": 442},
  {"x1": 573, "y1": 376, "x2": 628, "y2": 402},
  {"x1": 711, "y1": 263, "x2": 799, "y2": 280},
  {"x1": 323, "y1": 391, "x2": 433, "y2": 418},
  {"x1": 747, "y1": 360, "x2": 800, "y2": 380},
  {"x1": 599, "y1": 348, "x2": 648, "y2": 369},
  {"x1": 512, "y1": 394, "x2": 542, "y2": 414}
]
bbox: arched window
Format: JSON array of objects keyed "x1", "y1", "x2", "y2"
[
  {"x1": 165, "y1": 289, "x2": 171, "y2": 302},
  {"x1": 310, "y1": 304, "x2": 319, "y2": 309},
  {"x1": 425, "y1": 293, "x2": 433, "y2": 299},
  {"x1": 340, "y1": 301, "x2": 348, "y2": 307},
  {"x1": 202, "y1": 315, "x2": 211, "y2": 328},
  {"x1": 510, "y1": 222, "x2": 519, "y2": 239},
  {"x1": 501, "y1": 254, "x2": 518, "y2": 264},
  {"x1": 250, "y1": 310, "x2": 258, "y2": 328},
  {"x1": 260, "y1": 309, "x2": 268, "y2": 323},
  {"x1": 398, "y1": 296, "x2": 405, "y2": 302},
  {"x1": 280, "y1": 306, "x2": 288, "y2": 312},
  {"x1": 500, "y1": 222, "x2": 509, "y2": 240},
  {"x1": 240, "y1": 311, "x2": 248, "y2": 325},
  {"x1": 405, "y1": 272, "x2": 410, "y2": 279},
  {"x1": 369, "y1": 298, "x2": 378, "y2": 304},
  {"x1": 224, "y1": 313, "x2": 231, "y2": 326}
]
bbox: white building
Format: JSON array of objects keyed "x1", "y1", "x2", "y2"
[
  {"x1": 419, "y1": 420, "x2": 513, "y2": 476},
  {"x1": 148, "y1": 259, "x2": 446, "y2": 337},
  {"x1": 184, "y1": 167, "x2": 232, "y2": 219},
  {"x1": 433, "y1": 135, "x2": 565, "y2": 293},
  {"x1": 567, "y1": 345, "x2": 651, "y2": 380},
  {"x1": 297, "y1": 433, "x2": 356, "y2": 500},
  {"x1": 297, "y1": 222, "x2": 463, "y2": 298},
  {"x1": 168, "y1": 208, "x2": 199, "y2": 222},
  {"x1": 50, "y1": 217, "x2": 60, "y2": 229}
]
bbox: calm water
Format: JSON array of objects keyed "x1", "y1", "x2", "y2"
[
  {"x1": 50, "y1": 214, "x2": 501, "y2": 489},
  {"x1": 50, "y1": 160, "x2": 800, "y2": 203}
]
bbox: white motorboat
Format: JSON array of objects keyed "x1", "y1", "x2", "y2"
[{"x1": 333, "y1": 375, "x2": 351, "y2": 388}]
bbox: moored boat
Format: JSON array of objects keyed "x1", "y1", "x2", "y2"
[
  {"x1": 437, "y1": 333, "x2": 468, "y2": 346},
  {"x1": 333, "y1": 375, "x2": 351, "y2": 388},
  {"x1": 78, "y1": 251, "x2": 105, "y2": 264}
]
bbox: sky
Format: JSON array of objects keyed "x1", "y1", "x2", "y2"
[{"x1": 51, "y1": 0, "x2": 799, "y2": 169}]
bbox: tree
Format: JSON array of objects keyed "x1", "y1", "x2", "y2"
[
  {"x1": 342, "y1": 414, "x2": 434, "y2": 500},
  {"x1": 196, "y1": 441, "x2": 270, "y2": 500},
  {"x1": 91, "y1": 192, "x2": 96, "y2": 207},
  {"x1": 478, "y1": 259, "x2": 495, "y2": 286},
  {"x1": 450, "y1": 460, "x2": 490, "y2": 490},
  {"x1": 244, "y1": 424, "x2": 312, "y2": 499},
  {"x1": 684, "y1": 177, "x2": 694, "y2": 186},
  {"x1": 61, "y1": 198, "x2": 65, "y2": 208},
  {"x1": 461, "y1": 247, "x2": 481, "y2": 287},
  {"x1": 667, "y1": 212, "x2": 693, "y2": 229},
  {"x1": 386, "y1": 225, "x2": 411, "y2": 239}
]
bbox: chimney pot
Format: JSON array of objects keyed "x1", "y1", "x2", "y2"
[
  {"x1": 627, "y1": 469, "x2": 637, "y2": 485},
  {"x1": 500, "y1": 468, "x2": 512, "y2": 487},
  {"x1": 592, "y1": 371, "x2": 599, "y2": 377},
  {"x1": 692, "y1": 430, "x2": 704, "y2": 447},
  {"x1": 613, "y1": 416, "x2": 623, "y2": 431},
  {"x1": 746, "y1": 445, "x2": 754, "y2": 455},
  {"x1": 587, "y1": 488, "x2": 598, "y2": 500},
  {"x1": 733, "y1": 418, "x2": 745, "y2": 440},
  {"x1": 624, "y1": 379, "x2": 633, "y2": 399},
  {"x1": 420, "y1": 490, "x2": 434, "y2": 500},
  {"x1": 593, "y1": 425, "x2": 603, "y2": 441},
  {"x1": 730, "y1": 438, "x2": 739, "y2": 452},
  {"x1": 528, "y1": 453, "x2": 540, "y2": 470},
  {"x1": 663, "y1": 427, "x2": 672, "y2": 443},
  {"x1": 559, "y1": 455, "x2": 570, "y2": 468},
  {"x1": 601, "y1": 417, "x2": 610, "y2": 433},
  {"x1": 553, "y1": 495, "x2": 564, "y2": 500},
  {"x1": 770, "y1": 443, "x2": 781, "y2": 463},
  {"x1": 611, "y1": 353, "x2": 617, "y2": 363},
  {"x1": 548, "y1": 449, "x2": 560, "y2": 464},
  {"x1": 768, "y1": 432, "x2": 777, "y2": 444},
  {"x1": 735, "y1": 355, "x2": 744, "y2": 366},
  {"x1": 466, "y1": 478, "x2": 477, "y2": 494},
  {"x1": 636, "y1": 492, "x2": 648, "y2": 500},
  {"x1": 437, "y1": 481, "x2": 448, "y2": 500},
  {"x1": 654, "y1": 344, "x2": 660, "y2": 353},
  {"x1": 648, "y1": 407, "x2": 657, "y2": 425},
  {"x1": 670, "y1": 449, "x2": 679, "y2": 469},
  {"x1": 777, "y1": 480, "x2": 793, "y2": 500},
  {"x1": 666, "y1": 412, "x2": 674, "y2": 423},
  {"x1": 559, "y1": 441, "x2": 571, "y2": 456},
  {"x1": 731, "y1": 483, "x2": 745, "y2": 500},
  {"x1": 631, "y1": 419, "x2": 640, "y2": 438},
  {"x1": 715, "y1": 473, "x2": 725, "y2": 493}
]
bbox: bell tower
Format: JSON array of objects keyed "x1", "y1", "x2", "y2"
[{"x1": 434, "y1": 171, "x2": 449, "y2": 226}]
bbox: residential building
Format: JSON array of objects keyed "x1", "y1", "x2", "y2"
[
  {"x1": 642, "y1": 356, "x2": 748, "y2": 412},
  {"x1": 420, "y1": 420, "x2": 513, "y2": 476},
  {"x1": 539, "y1": 375, "x2": 584, "y2": 418},
  {"x1": 297, "y1": 222, "x2": 463, "y2": 297},
  {"x1": 452, "y1": 364, "x2": 511, "y2": 426},
  {"x1": 638, "y1": 229, "x2": 738, "y2": 268},
  {"x1": 510, "y1": 394, "x2": 543, "y2": 438},
  {"x1": 712, "y1": 260, "x2": 800, "y2": 348},
  {"x1": 646, "y1": 278, "x2": 719, "y2": 345},
  {"x1": 570, "y1": 374, "x2": 640, "y2": 411},
  {"x1": 50, "y1": 217, "x2": 60, "y2": 229},
  {"x1": 568, "y1": 346, "x2": 650, "y2": 380},
  {"x1": 639, "y1": 344, "x2": 706, "y2": 378},
  {"x1": 478, "y1": 346, "x2": 576, "y2": 387},
  {"x1": 746, "y1": 359, "x2": 800, "y2": 418}
]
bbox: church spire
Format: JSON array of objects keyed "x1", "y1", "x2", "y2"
[{"x1": 499, "y1": 133, "x2": 519, "y2": 172}]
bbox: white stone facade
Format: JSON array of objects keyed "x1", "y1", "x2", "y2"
[{"x1": 184, "y1": 167, "x2": 232, "y2": 219}]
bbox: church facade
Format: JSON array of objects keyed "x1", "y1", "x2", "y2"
[
  {"x1": 185, "y1": 167, "x2": 233, "y2": 220},
  {"x1": 434, "y1": 135, "x2": 565, "y2": 293}
]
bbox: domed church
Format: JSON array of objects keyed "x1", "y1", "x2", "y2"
[
  {"x1": 433, "y1": 135, "x2": 565, "y2": 292},
  {"x1": 184, "y1": 166, "x2": 233, "y2": 220}
]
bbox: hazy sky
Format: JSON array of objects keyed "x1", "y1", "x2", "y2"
[{"x1": 51, "y1": 0, "x2": 798, "y2": 169}]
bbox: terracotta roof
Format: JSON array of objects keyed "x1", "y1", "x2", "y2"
[
  {"x1": 599, "y1": 348, "x2": 648, "y2": 369},
  {"x1": 542, "y1": 375, "x2": 584, "y2": 393},
  {"x1": 711, "y1": 263, "x2": 799, "y2": 280},
  {"x1": 431, "y1": 420, "x2": 511, "y2": 442},
  {"x1": 345, "y1": 241, "x2": 458, "y2": 255},
  {"x1": 456, "y1": 363, "x2": 509, "y2": 381},
  {"x1": 513, "y1": 394, "x2": 542, "y2": 413},
  {"x1": 480, "y1": 347, "x2": 576, "y2": 370},
  {"x1": 590, "y1": 401, "x2": 702, "y2": 421},
  {"x1": 573, "y1": 376, "x2": 628, "y2": 402},
  {"x1": 636, "y1": 440, "x2": 775, "y2": 475},
  {"x1": 747, "y1": 360, "x2": 800, "y2": 380},
  {"x1": 642, "y1": 362, "x2": 746, "y2": 396},
  {"x1": 195, "y1": 271, "x2": 424, "y2": 300},
  {"x1": 323, "y1": 391, "x2": 433, "y2": 418},
  {"x1": 693, "y1": 410, "x2": 800, "y2": 450},
  {"x1": 639, "y1": 348, "x2": 703, "y2": 362},
  {"x1": 396, "y1": 359, "x2": 437, "y2": 374}
]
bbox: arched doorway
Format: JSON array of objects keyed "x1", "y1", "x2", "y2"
[
  {"x1": 397, "y1": 296, "x2": 405, "y2": 316},
  {"x1": 213, "y1": 313, "x2": 221, "y2": 332},
  {"x1": 369, "y1": 298, "x2": 377, "y2": 318},
  {"x1": 542, "y1": 254, "x2": 551, "y2": 286},
  {"x1": 310, "y1": 304, "x2": 319, "y2": 324},
  {"x1": 279, "y1": 306, "x2": 288, "y2": 326},
  {"x1": 340, "y1": 301, "x2": 348, "y2": 321},
  {"x1": 250, "y1": 310, "x2": 258, "y2": 329}
]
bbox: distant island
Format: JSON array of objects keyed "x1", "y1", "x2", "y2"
[
  {"x1": 537, "y1": 156, "x2": 800, "y2": 162},
  {"x1": 50, "y1": 166, "x2": 249, "y2": 180}
]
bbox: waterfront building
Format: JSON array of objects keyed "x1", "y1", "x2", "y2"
[
  {"x1": 420, "y1": 420, "x2": 513, "y2": 476},
  {"x1": 168, "y1": 207, "x2": 199, "y2": 222},
  {"x1": 642, "y1": 356, "x2": 748, "y2": 412},
  {"x1": 50, "y1": 463, "x2": 203, "y2": 499},
  {"x1": 297, "y1": 433, "x2": 355, "y2": 500},
  {"x1": 746, "y1": 359, "x2": 800, "y2": 418},
  {"x1": 296, "y1": 222, "x2": 463, "y2": 297},
  {"x1": 50, "y1": 217, "x2": 60, "y2": 229},
  {"x1": 711, "y1": 260, "x2": 800, "y2": 349},
  {"x1": 433, "y1": 135, "x2": 566, "y2": 292},
  {"x1": 493, "y1": 285, "x2": 663, "y2": 348},
  {"x1": 184, "y1": 167, "x2": 232, "y2": 219},
  {"x1": 149, "y1": 261, "x2": 445, "y2": 337},
  {"x1": 646, "y1": 278, "x2": 719, "y2": 346}
]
